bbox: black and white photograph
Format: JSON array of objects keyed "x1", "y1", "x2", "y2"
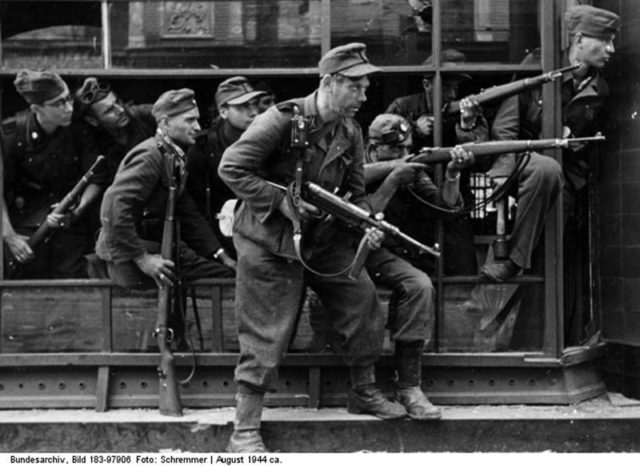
[{"x1": 0, "y1": 0, "x2": 639, "y2": 461}]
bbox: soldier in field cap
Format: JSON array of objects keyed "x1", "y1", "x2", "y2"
[
  {"x1": 485, "y1": 5, "x2": 619, "y2": 346},
  {"x1": 96, "y1": 87, "x2": 232, "y2": 293},
  {"x1": 218, "y1": 43, "x2": 408, "y2": 453},
  {"x1": 186, "y1": 77, "x2": 267, "y2": 273},
  {"x1": 1, "y1": 69, "x2": 104, "y2": 278}
]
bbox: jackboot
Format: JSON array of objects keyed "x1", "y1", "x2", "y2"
[
  {"x1": 347, "y1": 365, "x2": 407, "y2": 420},
  {"x1": 395, "y1": 341, "x2": 441, "y2": 421},
  {"x1": 226, "y1": 392, "x2": 268, "y2": 453}
]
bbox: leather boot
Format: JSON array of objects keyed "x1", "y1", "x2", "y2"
[
  {"x1": 226, "y1": 392, "x2": 268, "y2": 453},
  {"x1": 395, "y1": 341, "x2": 442, "y2": 421},
  {"x1": 347, "y1": 365, "x2": 407, "y2": 420}
]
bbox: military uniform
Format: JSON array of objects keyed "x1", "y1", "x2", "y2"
[
  {"x1": 488, "y1": 5, "x2": 619, "y2": 343},
  {"x1": 186, "y1": 117, "x2": 238, "y2": 253},
  {"x1": 95, "y1": 134, "x2": 232, "y2": 289},
  {"x1": 386, "y1": 91, "x2": 487, "y2": 275},
  {"x1": 219, "y1": 92, "x2": 384, "y2": 390},
  {"x1": 1, "y1": 109, "x2": 101, "y2": 278}
]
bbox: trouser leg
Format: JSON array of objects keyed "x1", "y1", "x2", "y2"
[
  {"x1": 233, "y1": 235, "x2": 303, "y2": 391},
  {"x1": 508, "y1": 152, "x2": 563, "y2": 270}
]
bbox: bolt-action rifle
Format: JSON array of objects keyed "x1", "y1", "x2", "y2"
[
  {"x1": 408, "y1": 134, "x2": 606, "y2": 165},
  {"x1": 155, "y1": 180, "x2": 183, "y2": 417},
  {"x1": 443, "y1": 64, "x2": 580, "y2": 115},
  {"x1": 268, "y1": 180, "x2": 440, "y2": 279},
  {"x1": 5, "y1": 155, "x2": 106, "y2": 274}
]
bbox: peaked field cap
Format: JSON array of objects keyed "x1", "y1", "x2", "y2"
[
  {"x1": 216, "y1": 76, "x2": 266, "y2": 107},
  {"x1": 423, "y1": 49, "x2": 472, "y2": 81},
  {"x1": 368, "y1": 114, "x2": 411, "y2": 145},
  {"x1": 318, "y1": 42, "x2": 381, "y2": 77},
  {"x1": 14, "y1": 69, "x2": 67, "y2": 105},
  {"x1": 564, "y1": 5, "x2": 620, "y2": 39},
  {"x1": 151, "y1": 88, "x2": 197, "y2": 121}
]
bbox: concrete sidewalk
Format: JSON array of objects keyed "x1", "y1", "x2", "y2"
[{"x1": 2, "y1": 393, "x2": 640, "y2": 452}]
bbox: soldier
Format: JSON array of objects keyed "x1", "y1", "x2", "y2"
[
  {"x1": 219, "y1": 43, "x2": 405, "y2": 453},
  {"x1": 484, "y1": 5, "x2": 618, "y2": 345},
  {"x1": 73, "y1": 77, "x2": 157, "y2": 246},
  {"x1": 95, "y1": 88, "x2": 232, "y2": 290},
  {"x1": 1, "y1": 69, "x2": 104, "y2": 279},
  {"x1": 364, "y1": 113, "x2": 475, "y2": 419},
  {"x1": 186, "y1": 76, "x2": 265, "y2": 270},
  {"x1": 386, "y1": 49, "x2": 487, "y2": 275},
  {"x1": 73, "y1": 77, "x2": 156, "y2": 185},
  {"x1": 252, "y1": 79, "x2": 277, "y2": 113}
]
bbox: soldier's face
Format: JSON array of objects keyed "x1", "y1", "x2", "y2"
[
  {"x1": 220, "y1": 98, "x2": 260, "y2": 131},
  {"x1": 37, "y1": 86, "x2": 73, "y2": 127},
  {"x1": 375, "y1": 137, "x2": 413, "y2": 162},
  {"x1": 165, "y1": 108, "x2": 201, "y2": 146},
  {"x1": 88, "y1": 92, "x2": 130, "y2": 130},
  {"x1": 576, "y1": 33, "x2": 615, "y2": 69},
  {"x1": 328, "y1": 75, "x2": 370, "y2": 118}
]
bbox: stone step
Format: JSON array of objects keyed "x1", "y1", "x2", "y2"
[{"x1": 3, "y1": 394, "x2": 640, "y2": 453}]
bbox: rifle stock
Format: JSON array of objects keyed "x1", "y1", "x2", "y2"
[
  {"x1": 5, "y1": 155, "x2": 105, "y2": 276},
  {"x1": 408, "y1": 134, "x2": 605, "y2": 165},
  {"x1": 444, "y1": 64, "x2": 579, "y2": 115},
  {"x1": 155, "y1": 183, "x2": 183, "y2": 417},
  {"x1": 28, "y1": 155, "x2": 106, "y2": 247}
]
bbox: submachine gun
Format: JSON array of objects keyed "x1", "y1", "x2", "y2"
[
  {"x1": 154, "y1": 181, "x2": 183, "y2": 417},
  {"x1": 268, "y1": 180, "x2": 441, "y2": 279},
  {"x1": 443, "y1": 64, "x2": 580, "y2": 115}
]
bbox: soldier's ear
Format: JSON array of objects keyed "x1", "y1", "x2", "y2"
[
  {"x1": 219, "y1": 106, "x2": 229, "y2": 120},
  {"x1": 320, "y1": 74, "x2": 333, "y2": 89}
]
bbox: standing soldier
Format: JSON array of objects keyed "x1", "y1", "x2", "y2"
[
  {"x1": 95, "y1": 88, "x2": 232, "y2": 290},
  {"x1": 1, "y1": 69, "x2": 104, "y2": 279},
  {"x1": 219, "y1": 43, "x2": 406, "y2": 453},
  {"x1": 485, "y1": 5, "x2": 618, "y2": 344},
  {"x1": 186, "y1": 76, "x2": 265, "y2": 270}
]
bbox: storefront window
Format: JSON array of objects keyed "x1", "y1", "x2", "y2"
[{"x1": 110, "y1": 1, "x2": 322, "y2": 69}]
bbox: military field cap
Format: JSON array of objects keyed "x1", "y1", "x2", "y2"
[
  {"x1": 368, "y1": 114, "x2": 412, "y2": 145},
  {"x1": 318, "y1": 42, "x2": 381, "y2": 77},
  {"x1": 215, "y1": 76, "x2": 266, "y2": 107},
  {"x1": 423, "y1": 49, "x2": 472, "y2": 81},
  {"x1": 14, "y1": 69, "x2": 67, "y2": 105},
  {"x1": 151, "y1": 88, "x2": 197, "y2": 121},
  {"x1": 565, "y1": 5, "x2": 620, "y2": 39}
]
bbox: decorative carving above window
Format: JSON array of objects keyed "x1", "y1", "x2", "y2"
[{"x1": 161, "y1": 1, "x2": 213, "y2": 39}]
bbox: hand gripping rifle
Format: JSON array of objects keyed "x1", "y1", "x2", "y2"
[
  {"x1": 268, "y1": 180, "x2": 441, "y2": 279},
  {"x1": 443, "y1": 64, "x2": 580, "y2": 115},
  {"x1": 6, "y1": 155, "x2": 106, "y2": 273},
  {"x1": 154, "y1": 180, "x2": 183, "y2": 417},
  {"x1": 407, "y1": 134, "x2": 606, "y2": 165}
]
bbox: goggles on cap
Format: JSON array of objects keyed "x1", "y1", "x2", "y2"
[
  {"x1": 77, "y1": 78, "x2": 111, "y2": 106},
  {"x1": 377, "y1": 121, "x2": 410, "y2": 145}
]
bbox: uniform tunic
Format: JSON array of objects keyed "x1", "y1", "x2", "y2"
[
  {"x1": 490, "y1": 50, "x2": 607, "y2": 344},
  {"x1": 219, "y1": 92, "x2": 385, "y2": 391},
  {"x1": 186, "y1": 117, "x2": 241, "y2": 257},
  {"x1": 96, "y1": 135, "x2": 232, "y2": 289},
  {"x1": 386, "y1": 92, "x2": 488, "y2": 274},
  {"x1": 1, "y1": 109, "x2": 102, "y2": 278}
]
